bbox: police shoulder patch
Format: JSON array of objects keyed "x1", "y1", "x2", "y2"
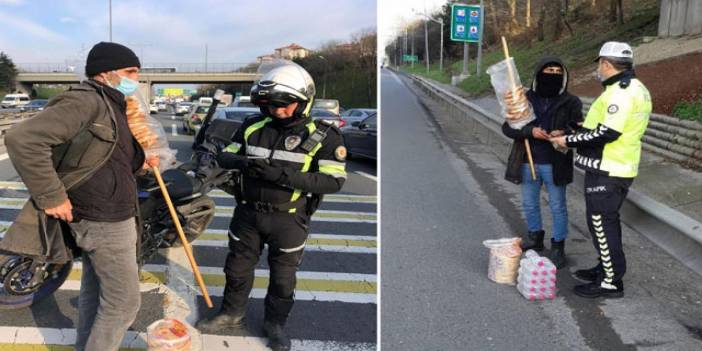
[
  {"x1": 334, "y1": 146, "x2": 347, "y2": 161},
  {"x1": 607, "y1": 104, "x2": 619, "y2": 114}
]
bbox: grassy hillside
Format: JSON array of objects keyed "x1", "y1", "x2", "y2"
[{"x1": 400, "y1": 7, "x2": 659, "y2": 97}]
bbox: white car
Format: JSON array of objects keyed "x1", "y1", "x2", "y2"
[
  {"x1": 1, "y1": 94, "x2": 31, "y2": 108},
  {"x1": 175, "y1": 102, "x2": 193, "y2": 116},
  {"x1": 157, "y1": 103, "x2": 168, "y2": 111},
  {"x1": 149, "y1": 104, "x2": 158, "y2": 114}
]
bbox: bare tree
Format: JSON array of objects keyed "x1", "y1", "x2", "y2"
[
  {"x1": 508, "y1": 0, "x2": 519, "y2": 33},
  {"x1": 537, "y1": 0, "x2": 547, "y2": 41}
]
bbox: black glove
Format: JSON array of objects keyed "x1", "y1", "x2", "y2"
[
  {"x1": 247, "y1": 158, "x2": 285, "y2": 183},
  {"x1": 216, "y1": 152, "x2": 249, "y2": 170}
]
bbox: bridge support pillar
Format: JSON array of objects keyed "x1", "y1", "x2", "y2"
[
  {"x1": 138, "y1": 82, "x2": 151, "y2": 103},
  {"x1": 14, "y1": 82, "x2": 33, "y2": 96}
]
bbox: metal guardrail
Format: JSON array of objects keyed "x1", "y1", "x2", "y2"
[
  {"x1": 0, "y1": 112, "x2": 36, "y2": 146},
  {"x1": 402, "y1": 70, "x2": 702, "y2": 275}
]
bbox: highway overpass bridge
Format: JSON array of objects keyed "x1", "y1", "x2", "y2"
[{"x1": 14, "y1": 64, "x2": 261, "y2": 101}]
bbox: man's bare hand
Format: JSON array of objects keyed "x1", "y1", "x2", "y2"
[
  {"x1": 45, "y1": 199, "x2": 73, "y2": 222},
  {"x1": 532, "y1": 127, "x2": 550, "y2": 140},
  {"x1": 550, "y1": 135, "x2": 568, "y2": 149},
  {"x1": 142, "y1": 156, "x2": 160, "y2": 171}
]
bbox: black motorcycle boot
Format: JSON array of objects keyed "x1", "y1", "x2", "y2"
[
  {"x1": 195, "y1": 308, "x2": 246, "y2": 334},
  {"x1": 573, "y1": 263, "x2": 602, "y2": 283},
  {"x1": 263, "y1": 319, "x2": 292, "y2": 351},
  {"x1": 550, "y1": 238, "x2": 566, "y2": 269},
  {"x1": 520, "y1": 230, "x2": 545, "y2": 251},
  {"x1": 573, "y1": 281, "x2": 624, "y2": 299}
]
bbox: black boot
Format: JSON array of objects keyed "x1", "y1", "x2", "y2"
[
  {"x1": 195, "y1": 309, "x2": 246, "y2": 334},
  {"x1": 520, "y1": 230, "x2": 545, "y2": 251},
  {"x1": 550, "y1": 238, "x2": 566, "y2": 269},
  {"x1": 263, "y1": 319, "x2": 291, "y2": 351},
  {"x1": 573, "y1": 281, "x2": 624, "y2": 299},
  {"x1": 573, "y1": 264, "x2": 602, "y2": 283}
]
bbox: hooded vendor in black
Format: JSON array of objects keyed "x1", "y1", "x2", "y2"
[{"x1": 501, "y1": 56, "x2": 583, "y2": 268}]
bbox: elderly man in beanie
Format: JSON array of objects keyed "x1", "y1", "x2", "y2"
[{"x1": 4, "y1": 41, "x2": 157, "y2": 351}]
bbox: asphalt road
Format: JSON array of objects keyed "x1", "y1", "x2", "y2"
[
  {"x1": 0, "y1": 107, "x2": 377, "y2": 350},
  {"x1": 380, "y1": 68, "x2": 702, "y2": 350}
]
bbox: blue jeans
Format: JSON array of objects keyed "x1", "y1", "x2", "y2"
[{"x1": 521, "y1": 164, "x2": 568, "y2": 242}]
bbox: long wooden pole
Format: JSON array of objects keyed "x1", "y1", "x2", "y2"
[
  {"x1": 152, "y1": 166, "x2": 214, "y2": 308},
  {"x1": 501, "y1": 36, "x2": 536, "y2": 181}
]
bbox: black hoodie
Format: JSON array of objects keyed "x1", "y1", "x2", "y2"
[{"x1": 501, "y1": 56, "x2": 583, "y2": 186}]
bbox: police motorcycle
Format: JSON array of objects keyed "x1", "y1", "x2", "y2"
[{"x1": 0, "y1": 91, "x2": 246, "y2": 310}]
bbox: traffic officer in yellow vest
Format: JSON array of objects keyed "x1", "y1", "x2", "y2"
[
  {"x1": 551, "y1": 42, "x2": 651, "y2": 298},
  {"x1": 195, "y1": 61, "x2": 347, "y2": 351}
]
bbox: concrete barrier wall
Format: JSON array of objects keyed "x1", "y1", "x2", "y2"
[{"x1": 659, "y1": 0, "x2": 702, "y2": 37}]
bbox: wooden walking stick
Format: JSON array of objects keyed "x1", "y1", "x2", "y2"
[
  {"x1": 501, "y1": 36, "x2": 536, "y2": 181},
  {"x1": 152, "y1": 166, "x2": 214, "y2": 308}
]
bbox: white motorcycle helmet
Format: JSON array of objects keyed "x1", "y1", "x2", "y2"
[{"x1": 250, "y1": 60, "x2": 316, "y2": 118}]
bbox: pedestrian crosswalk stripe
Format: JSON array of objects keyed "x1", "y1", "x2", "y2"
[
  {"x1": 57, "y1": 280, "x2": 376, "y2": 304},
  {"x1": 0, "y1": 326, "x2": 377, "y2": 351},
  {"x1": 199, "y1": 232, "x2": 376, "y2": 247},
  {"x1": 0, "y1": 198, "x2": 377, "y2": 223},
  {"x1": 0, "y1": 224, "x2": 377, "y2": 253},
  {"x1": 191, "y1": 240, "x2": 376, "y2": 253},
  {"x1": 0, "y1": 181, "x2": 377, "y2": 203},
  {"x1": 65, "y1": 263, "x2": 377, "y2": 302}
]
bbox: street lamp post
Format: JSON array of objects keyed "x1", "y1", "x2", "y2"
[
  {"x1": 317, "y1": 55, "x2": 328, "y2": 99},
  {"x1": 414, "y1": 9, "x2": 444, "y2": 73},
  {"x1": 108, "y1": 0, "x2": 112, "y2": 42}
]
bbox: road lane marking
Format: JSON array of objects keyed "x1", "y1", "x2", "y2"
[
  {"x1": 0, "y1": 181, "x2": 377, "y2": 204},
  {"x1": 171, "y1": 123, "x2": 177, "y2": 136},
  {"x1": 0, "y1": 327, "x2": 376, "y2": 351},
  {"x1": 59, "y1": 275, "x2": 377, "y2": 304},
  {"x1": 355, "y1": 171, "x2": 378, "y2": 181},
  {"x1": 0, "y1": 198, "x2": 376, "y2": 223},
  {"x1": 171, "y1": 115, "x2": 176, "y2": 120}
]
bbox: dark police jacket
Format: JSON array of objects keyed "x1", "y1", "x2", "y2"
[{"x1": 222, "y1": 114, "x2": 347, "y2": 215}]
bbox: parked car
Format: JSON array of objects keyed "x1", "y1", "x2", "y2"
[
  {"x1": 310, "y1": 108, "x2": 345, "y2": 128},
  {"x1": 1, "y1": 94, "x2": 31, "y2": 108},
  {"x1": 157, "y1": 102, "x2": 168, "y2": 111},
  {"x1": 18, "y1": 99, "x2": 48, "y2": 112},
  {"x1": 212, "y1": 107, "x2": 260, "y2": 131},
  {"x1": 312, "y1": 99, "x2": 341, "y2": 115},
  {"x1": 149, "y1": 104, "x2": 158, "y2": 114},
  {"x1": 341, "y1": 108, "x2": 376, "y2": 125},
  {"x1": 341, "y1": 112, "x2": 377, "y2": 160},
  {"x1": 175, "y1": 102, "x2": 193, "y2": 116},
  {"x1": 231, "y1": 95, "x2": 257, "y2": 108}
]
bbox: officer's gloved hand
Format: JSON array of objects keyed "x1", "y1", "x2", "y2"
[
  {"x1": 247, "y1": 159, "x2": 284, "y2": 183},
  {"x1": 216, "y1": 152, "x2": 249, "y2": 170}
]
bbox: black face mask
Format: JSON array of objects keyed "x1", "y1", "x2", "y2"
[{"x1": 536, "y1": 72, "x2": 564, "y2": 97}]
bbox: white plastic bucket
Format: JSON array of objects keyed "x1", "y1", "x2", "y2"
[{"x1": 483, "y1": 237, "x2": 523, "y2": 285}]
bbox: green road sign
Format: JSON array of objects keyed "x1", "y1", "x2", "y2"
[
  {"x1": 402, "y1": 54, "x2": 418, "y2": 62},
  {"x1": 451, "y1": 3, "x2": 481, "y2": 43}
]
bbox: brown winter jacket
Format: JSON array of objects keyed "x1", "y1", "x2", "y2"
[{"x1": 0, "y1": 80, "x2": 137, "y2": 263}]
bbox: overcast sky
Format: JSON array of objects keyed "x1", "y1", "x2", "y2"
[
  {"x1": 379, "y1": 0, "x2": 445, "y2": 51},
  {"x1": 0, "y1": 0, "x2": 377, "y2": 66}
]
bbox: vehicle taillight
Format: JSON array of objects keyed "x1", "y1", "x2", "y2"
[
  {"x1": 338, "y1": 119, "x2": 346, "y2": 128},
  {"x1": 191, "y1": 114, "x2": 200, "y2": 121}
]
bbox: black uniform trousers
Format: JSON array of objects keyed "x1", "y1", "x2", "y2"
[
  {"x1": 584, "y1": 172, "x2": 633, "y2": 288},
  {"x1": 221, "y1": 205, "x2": 310, "y2": 324}
]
